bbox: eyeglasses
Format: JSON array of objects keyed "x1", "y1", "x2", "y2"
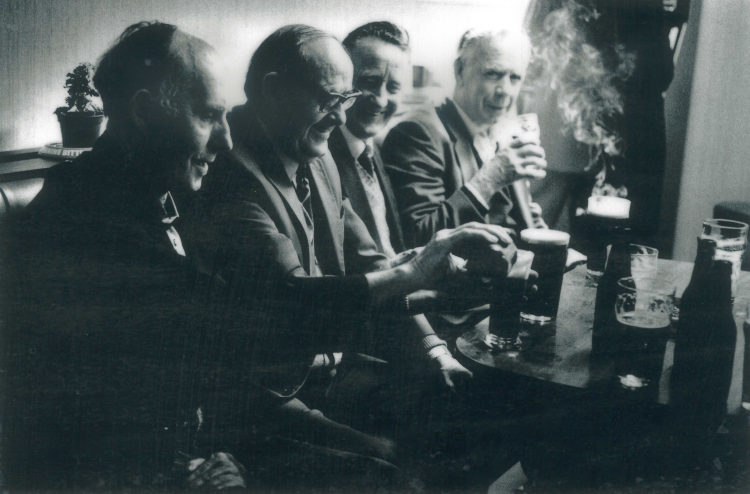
[{"x1": 303, "y1": 83, "x2": 362, "y2": 113}]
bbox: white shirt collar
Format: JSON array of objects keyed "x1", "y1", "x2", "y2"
[
  {"x1": 453, "y1": 100, "x2": 493, "y2": 138},
  {"x1": 340, "y1": 124, "x2": 374, "y2": 160}
]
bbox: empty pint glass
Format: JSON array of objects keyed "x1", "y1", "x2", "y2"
[
  {"x1": 701, "y1": 218, "x2": 748, "y2": 300},
  {"x1": 519, "y1": 229, "x2": 570, "y2": 323},
  {"x1": 586, "y1": 196, "x2": 631, "y2": 280}
]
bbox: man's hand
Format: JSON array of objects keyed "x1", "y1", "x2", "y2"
[
  {"x1": 469, "y1": 137, "x2": 547, "y2": 203},
  {"x1": 409, "y1": 223, "x2": 515, "y2": 287},
  {"x1": 186, "y1": 452, "x2": 246, "y2": 490},
  {"x1": 431, "y1": 352, "x2": 473, "y2": 392},
  {"x1": 529, "y1": 202, "x2": 548, "y2": 229}
]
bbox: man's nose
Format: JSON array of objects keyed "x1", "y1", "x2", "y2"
[
  {"x1": 330, "y1": 103, "x2": 347, "y2": 127},
  {"x1": 370, "y1": 83, "x2": 389, "y2": 109},
  {"x1": 495, "y1": 76, "x2": 512, "y2": 95},
  {"x1": 211, "y1": 116, "x2": 232, "y2": 152}
]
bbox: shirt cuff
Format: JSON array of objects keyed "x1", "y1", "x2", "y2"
[
  {"x1": 464, "y1": 183, "x2": 490, "y2": 212},
  {"x1": 427, "y1": 345, "x2": 451, "y2": 360},
  {"x1": 420, "y1": 334, "x2": 447, "y2": 352}
]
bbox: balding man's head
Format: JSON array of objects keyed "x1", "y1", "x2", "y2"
[
  {"x1": 93, "y1": 22, "x2": 231, "y2": 194},
  {"x1": 246, "y1": 25, "x2": 356, "y2": 163},
  {"x1": 94, "y1": 21, "x2": 214, "y2": 124},
  {"x1": 453, "y1": 28, "x2": 532, "y2": 126}
]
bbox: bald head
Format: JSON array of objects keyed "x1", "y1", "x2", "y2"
[
  {"x1": 94, "y1": 21, "x2": 215, "y2": 125},
  {"x1": 454, "y1": 29, "x2": 532, "y2": 126}
]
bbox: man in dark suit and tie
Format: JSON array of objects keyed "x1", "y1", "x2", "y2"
[
  {"x1": 189, "y1": 24, "x2": 516, "y2": 490},
  {"x1": 382, "y1": 28, "x2": 548, "y2": 249},
  {"x1": 328, "y1": 20, "x2": 474, "y2": 381}
]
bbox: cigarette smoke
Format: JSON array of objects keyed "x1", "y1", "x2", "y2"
[{"x1": 524, "y1": 0, "x2": 636, "y2": 175}]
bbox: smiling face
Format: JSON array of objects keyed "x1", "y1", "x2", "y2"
[
  {"x1": 453, "y1": 34, "x2": 530, "y2": 127},
  {"x1": 151, "y1": 51, "x2": 232, "y2": 194},
  {"x1": 268, "y1": 37, "x2": 354, "y2": 162},
  {"x1": 345, "y1": 36, "x2": 409, "y2": 140}
]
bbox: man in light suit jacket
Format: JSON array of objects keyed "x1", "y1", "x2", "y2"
[
  {"x1": 382, "y1": 28, "x2": 548, "y2": 249},
  {"x1": 188, "y1": 24, "x2": 516, "y2": 491}
]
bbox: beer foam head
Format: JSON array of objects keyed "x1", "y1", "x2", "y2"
[
  {"x1": 520, "y1": 228, "x2": 570, "y2": 246},
  {"x1": 587, "y1": 196, "x2": 630, "y2": 219}
]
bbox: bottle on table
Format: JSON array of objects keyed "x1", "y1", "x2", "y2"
[
  {"x1": 672, "y1": 238, "x2": 736, "y2": 431},
  {"x1": 591, "y1": 228, "x2": 632, "y2": 363}
]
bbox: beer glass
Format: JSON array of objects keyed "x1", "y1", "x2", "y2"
[
  {"x1": 630, "y1": 244, "x2": 659, "y2": 279},
  {"x1": 496, "y1": 114, "x2": 540, "y2": 228},
  {"x1": 490, "y1": 250, "x2": 534, "y2": 351},
  {"x1": 586, "y1": 196, "x2": 631, "y2": 280},
  {"x1": 519, "y1": 229, "x2": 570, "y2": 323},
  {"x1": 614, "y1": 277, "x2": 675, "y2": 399},
  {"x1": 701, "y1": 218, "x2": 748, "y2": 300}
]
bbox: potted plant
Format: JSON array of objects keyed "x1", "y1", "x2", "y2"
[{"x1": 54, "y1": 62, "x2": 104, "y2": 148}]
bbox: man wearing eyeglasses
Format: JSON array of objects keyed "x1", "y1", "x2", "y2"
[{"x1": 187, "y1": 24, "x2": 517, "y2": 490}]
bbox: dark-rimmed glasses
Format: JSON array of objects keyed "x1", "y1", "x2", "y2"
[{"x1": 302, "y1": 83, "x2": 362, "y2": 113}]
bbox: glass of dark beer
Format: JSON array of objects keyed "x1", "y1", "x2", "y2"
[
  {"x1": 614, "y1": 277, "x2": 675, "y2": 400},
  {"x1": 490, "y1": 250, "x2": 534, "y2": 351},
  {"x1": 519, "y1": 229, "x2": 570, "y2": 323},
  {"x1": 586, "y1": 196, "x2": 631, "y2": 281}
]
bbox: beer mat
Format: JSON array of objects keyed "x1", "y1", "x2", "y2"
[{"x1": 565, "y1": 248, "x2": 587, "y2": 272}]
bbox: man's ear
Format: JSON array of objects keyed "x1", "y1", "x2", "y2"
[
  {"x1": 261, "y1": 72, "x2": 280, "y2": 102},
  {"x1": 453, "y1": 58, "x2": 463, "y2": 84},
  {"x1": 130, "y1": 89, "x2": 154, "y2": 133}
]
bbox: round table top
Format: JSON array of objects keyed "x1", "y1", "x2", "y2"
[{"x1": 455, "y1": 261, "x2": 750, "y2": 413}]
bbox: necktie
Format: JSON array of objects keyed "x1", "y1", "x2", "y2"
[
  {"x1": 358, "y1": 144, "x2": 375, "y2": 176},
  {"x1": 295, "y1": 163, "x2": 314, "y2": 228}
]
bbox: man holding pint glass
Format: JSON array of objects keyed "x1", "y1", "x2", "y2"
[{"x1": 382, "y1": 28, "x2": 548, "y2": 249}]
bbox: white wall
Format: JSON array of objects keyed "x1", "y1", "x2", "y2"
[
  {"x1": 673, "y1": 0, "x2": 750, "y2": 261},
  {"x1": 0, "y1": 0, "x2": 529, "y2": 151}
]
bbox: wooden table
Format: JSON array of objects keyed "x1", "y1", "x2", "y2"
[{"x1": 456, "y1": 259, "x2": 750, "y2": 414}]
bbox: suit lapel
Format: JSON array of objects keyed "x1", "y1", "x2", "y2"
[
  {"x1": 329, "y1": 128, "x2": 381, "y2": 250},
  {"x1": 309, "y1": 155, "x2": 346, "y2": 274},
  {"x1": 439, "y1": 100, "x2": 480, "y2": 185},
  {"x1": 372, "y1": 146, "x2": 405, "y2": 253},
  {"x1": 234, "y1": 114, "x2": 314, "y2": 273}
]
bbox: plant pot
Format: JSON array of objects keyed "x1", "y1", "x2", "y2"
[{"x1": 57, "y1": 112, "x2": 104, "y2": 148}]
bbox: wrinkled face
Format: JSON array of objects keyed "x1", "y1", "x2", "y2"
[
  {"x1": 454, "y1": 36, "x2": 529, "y2": 126},
  {"x1": 346, "y1": 36, "x2": 409, "y2": 140},
  {"x1": 163, "y1": 52, "x2": 232, "y2": 193},
  {"x1": 270, "y1": 37, "x2": 354, "y2": 162}
]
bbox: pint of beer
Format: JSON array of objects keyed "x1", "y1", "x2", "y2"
[
  {"x1": 519, "y1": 229, "x2": 570, "y2": 323},
  {"x1": 586, "y1": 196, "x2": 631, "y2": 278},
  {"x1": 490, "y1": 250, "x2": 534, "y2": 350}
]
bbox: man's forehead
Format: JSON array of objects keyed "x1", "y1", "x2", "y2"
[
  {"x1": 189, "y1": 52, "x2": 229, "y2": 106},
  {"x1": 302, "y1": 37, "x2": 353, "y2": 86},
  {"x1": 466, "y1": 35, "x2": 530, "y2": 69},
  {"x1": 351, "y1": 37, "x2": 409, "y2": 71}
]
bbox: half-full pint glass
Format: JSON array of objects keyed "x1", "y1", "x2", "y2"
[{"x1": 519, "y1": 229, "x2": 570, "y2": 323}]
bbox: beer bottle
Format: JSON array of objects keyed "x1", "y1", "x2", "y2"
[
  {"x1": 591, "y1": 230, "x2": 631, "y2": 363},
  {"x1": 672, "y1": 239, "x2": 736, "y2": 430}
]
